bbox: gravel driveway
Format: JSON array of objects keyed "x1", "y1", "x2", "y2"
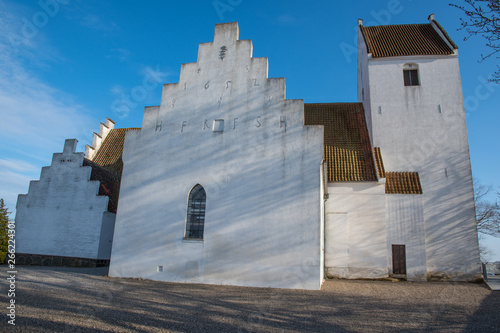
[{"x1": 1, "y1": 266, "x2": 499, "y2": 332}]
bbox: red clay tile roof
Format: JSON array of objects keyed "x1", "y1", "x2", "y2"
[
  {"x1": 92, "y1": 128, "x2": 140, "y2": 178},
  {"x1": 360, "y1": 24, "x2": 454, "y2": 58},
  {"x1": 385, "y1": 172, "x2": 423, "y2": 195},
  {"x1": 83, "y1": 158, "x2": 120, "y2": 213},
  {"x1": 373, "y1": 147, "x2": 386, "y2": 178},
  {"x1": 90, "y1": 127, "x2": 140, "y2": 211},
  {"x1": 304, "y1": 103, "x2": 377, "y2": 182}
]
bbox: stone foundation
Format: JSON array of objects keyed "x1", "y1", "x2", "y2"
[
  {"x1": 426, "y1": 271, "x2": 483, "y2": 283},
  {"x1": 16, "y1": 253, "x2": 109, "y2": 268},
  {"x1": 325, "y1": 267, "x2": 389, "y2": 280}
]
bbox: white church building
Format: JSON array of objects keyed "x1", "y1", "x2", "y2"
[{"x1": 15, "y1": 16, "x2": 481, "y2": 289}]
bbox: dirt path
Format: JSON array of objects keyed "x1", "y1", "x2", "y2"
[{"x1": 1, "y1": 266, "x2": 499, "y2": 332}]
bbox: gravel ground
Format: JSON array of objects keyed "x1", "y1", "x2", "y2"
[{"x1": 1, "y1": 266, "x2": 499, "y2": 332}]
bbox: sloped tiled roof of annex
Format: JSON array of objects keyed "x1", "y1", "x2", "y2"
[
  {"x1": 304, "y1": 103, "x2": 378, "y2": 182},
  {"x1": 360, "y1": 22, "x2": 456, "y2": 58},
  {"x1": 386, "y1": 172, "x2": 423, "y2": 195},
  {"x1": 373, "y1": 147, "x2": 423, "y2": 195},
  {"x1": 373, "y1": 147, "x2": 386, "y2": 179},
  {"x1": 92, "y1": 128, "x2": 140, "y2": 178}
]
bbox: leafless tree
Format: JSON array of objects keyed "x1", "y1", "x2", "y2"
[
  {"x1": 473, "y1": 178, "x2": 500, "y2": 237},
  {"x1": 451, "y1": 0, "x2": 500, "y2": 82},
  {"x1": 478, "y1": 237, "x2": 494, "y2": 262}
]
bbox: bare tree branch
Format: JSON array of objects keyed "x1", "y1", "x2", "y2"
[
  {"x1": 473, "y1": 177, "x2": 500, "y2": 237},
  {"x1": 451, "y1": 0, "x2": 500, "y2": 82}
]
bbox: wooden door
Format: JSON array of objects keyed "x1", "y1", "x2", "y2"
[{"x1": 392, "y1": 244, "x2": 406, "y2": 275}]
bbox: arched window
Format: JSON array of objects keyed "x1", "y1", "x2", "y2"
[
  {"x1": 403, "y1": 63, "x2": 419, "y2": 86},
  {"x1": 185, "y1": 184, "x2": 206, "y2": 239}
]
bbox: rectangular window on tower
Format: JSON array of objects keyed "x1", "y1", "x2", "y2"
[{"x1": 403, "y1": 69, "x2": 419, "y2": 86}]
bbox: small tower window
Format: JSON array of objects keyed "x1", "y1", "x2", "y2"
[
  {"x1": 403, "y1": 63, "x2": 419, "y2": 86},
  {"x1": 185, "y1": 184, "x2": 206, "y2": 239}
]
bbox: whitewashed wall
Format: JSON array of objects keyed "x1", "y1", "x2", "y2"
[
  {"x1": 109, "y1": 23, "x2": 324, "y2": 290},
  {"x1": 357, "y1": 26, "x2": 373, "y2": 144},
  {"x1": 325, "y1": 182, "x2": 388, "y2": 279},
  {"x1": 15, "y1": 139, "x2": 115, "y2": 260},
  {"x1": 386, "y1": 194, "x2": 427, "y2": 281},
  {"x1": 358, "y1": 26, "x2": 481, "y2": 281}
]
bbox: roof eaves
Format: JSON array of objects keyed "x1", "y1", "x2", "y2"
[
  {"x1": 430, "y1": 18, "x2": 458, "y2": 50},
  {"x1": 385, "y1": 172, "x2": 423, "y2": 195},
  {"x1": 359, "y1": 25, "x2": 372, "y2": 55},
  {"x1": 374, "y1": 147, "x2": 386, "y2": 179}
]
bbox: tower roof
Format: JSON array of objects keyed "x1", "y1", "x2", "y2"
[{"x1": 360, "y1": 22, "x2": 456, "y2": 58}]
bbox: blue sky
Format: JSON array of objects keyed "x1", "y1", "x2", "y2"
[{"x1": 0, "y1": 0, "x2": 498, "y2": 260}]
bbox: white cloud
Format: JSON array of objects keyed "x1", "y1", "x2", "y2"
[
  {"x1": 139, "y1": 64, "x2": 170, "y2": 84},
  {"x1": 277, "y1": 14, "x2": 297, "y2": 25},
  {"x1": 0, "y1": 170, "x2": 34, "y2": 204},
  {"x1": 109, "y1": 64, "x2": 170, "y2": 118},
  {"x1": 0, "y1": 2, "x2": 95, "y2": 215},
  {"x1": 110, "y1": 84, "x2": 125, "y2": 96},
  {"x1": 0, "y1": 62, "x2": 93, "y2": 155},
  {"x1": 107, "y1": 48, "x2": 132, "y2": 62},
  {"x1": 0, "y1": 157, "x2": 41, "y2": 216},
  {"x1": 63, "y1": 2, "x2": 118, "y2": 32},
  {"x1": 80, "y1": 13, "x2": 118, "y2": 32},
  {"x1": 0, "y1": 159, "x2": 40, "y2": 173}
]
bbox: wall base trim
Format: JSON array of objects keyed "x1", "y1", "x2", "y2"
[{"x1": 15, "y1": 253, "x2": 109, "y2": 268}]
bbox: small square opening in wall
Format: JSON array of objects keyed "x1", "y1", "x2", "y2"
[
  {"x1": 212, "y1": 119, "x2": 224, "y2": 132},
  {"x1": 157, "y1": 265, "x2": 163, "y2": 272}
]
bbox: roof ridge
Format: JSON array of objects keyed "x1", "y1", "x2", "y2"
[
  {"x1": 362, "y1": 22, "x2": 431, "y2": 29},
  {"x1": 110, "y1": 127, "x2": 141, "y2": 131}
]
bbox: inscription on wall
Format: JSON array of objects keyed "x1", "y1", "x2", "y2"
[
  {"x1": 255, "y1": 116, "x2": 262, "y2": 128},
  {"x1": 161, "y1": 116, "x2": 288, "y2": 133},
  {"x1": 219, "y1": 46, "x2": 227, "y2": 60}
]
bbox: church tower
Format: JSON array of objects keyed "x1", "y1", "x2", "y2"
[{"x1": 357, "y1": 15, "x2": 481, "y2": 280}]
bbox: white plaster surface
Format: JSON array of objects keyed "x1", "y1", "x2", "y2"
[
  {"x1": 358, "y1": 24, "x2": 481, "y2": 281},
  {"x1": 15, "y1": 139, "x2": 116, "y2": 260},
  {"x1": 109, "y1": 23, "x2": 324, "y2": 290},
  {"x1": 86, "y1": 117, "x2": 114, "y2": 160},
  {"x1": 324, "y1": 182, "x2": 388, "y2": 279},
  {"x1": 14, "y1": 20, "x2": 481, "y2": 286},
  {"x1": 386, "y1": 195, "x2": 427, "y2": 281}
]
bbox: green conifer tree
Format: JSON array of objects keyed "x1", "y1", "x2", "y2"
[{"x1": 0, "y1": 199, "x2": 10, "y2": 264}]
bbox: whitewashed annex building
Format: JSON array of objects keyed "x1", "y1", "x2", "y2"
[{"x1": 15, "y1": 16, "x2": 481, "y2": 289}]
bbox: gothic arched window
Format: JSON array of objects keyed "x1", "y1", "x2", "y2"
[{"x1": 185, "y1": 184, "x2": 206, "y2": 239}]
